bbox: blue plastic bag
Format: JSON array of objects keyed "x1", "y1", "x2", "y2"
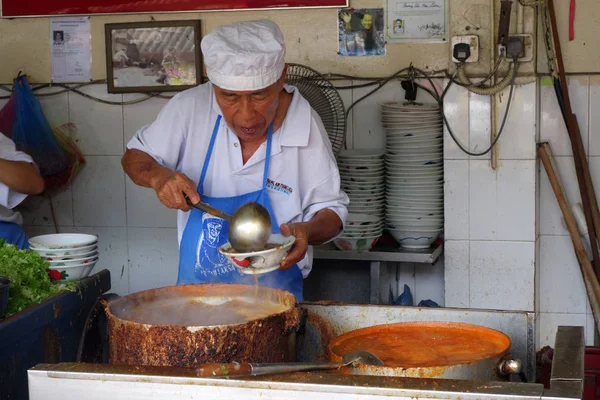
[
  {"x1": 395, "y1": 284, "x2": 414, "y2": 306},
  {"x1": 11, "y1": 75, "x2": 68, "y2": 176}
]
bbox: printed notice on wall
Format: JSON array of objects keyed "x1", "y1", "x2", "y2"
[
  {"x1": 50, "y1": 17, "x2": 91, "y2": 83},
  {"x1": 386, "y1": 0, "x2": 447, "y2": 43}
]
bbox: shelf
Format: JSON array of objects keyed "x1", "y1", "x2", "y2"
[{"x1": 313, "y1": 242, "x2": 443, "y2": 264}]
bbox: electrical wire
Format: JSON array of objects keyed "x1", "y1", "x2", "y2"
[
  {"x1": 0, "y1": 80, "x2": 175, "y2": 104},
  {"x1": 440, "y1": 57, "x2": 519, "y2": 157},
  {"x1": 0, "y1": 58, "x2": 518, "y2": 158}
]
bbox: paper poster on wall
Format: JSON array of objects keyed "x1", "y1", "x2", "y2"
[
  {"x1": 50, "y1": 17, "x2": 91, "y2": 83},
  {"x1": 338, "y1": 8, "x2": 386, "y2": 57},
  {"x1": 386, "y1": 0, "x2": 447, "y2": 43}
]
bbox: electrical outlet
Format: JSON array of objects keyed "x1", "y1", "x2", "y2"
[
  {"x1": 506, "y1": 34, "x2": 534, "y2": 62},
  {"x1": 451, "y1": 35, "x2": 479, "y2": 63}
]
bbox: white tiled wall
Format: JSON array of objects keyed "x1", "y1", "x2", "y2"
[
  {"x1": 443, "y1": 82, "x2": 537, "y2": 314},
  {"x1": 11, "y1": 86, "x2": 177, "y2": 296},
  {"x1": 537, "y1": 76, "x2": 600, "y2": 347},
  {"x1": 14, "y1": 81, "x2": 446, "y2": 305}
]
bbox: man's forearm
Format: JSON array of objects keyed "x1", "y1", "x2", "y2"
[
  {"x1": 122, "y1": 149, "x2": 172, "y2": 191},
  {"x1": 0, "y1": 158, "x2": 44, "y2": 194},
  {"x1": 304, "y1": 208, "x2": 343, "y2": 245}
]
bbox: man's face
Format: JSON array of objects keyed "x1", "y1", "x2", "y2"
[
  {"x1": 362, "y1": 14, "x2": 373, "y2": 30},
  {"x1": 214, "y1": 68, "x2": 286, "y2": 144}
]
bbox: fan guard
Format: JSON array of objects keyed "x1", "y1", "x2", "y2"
[{"x1": 284, "y1": 63, "x2": 346, "y2": 155}]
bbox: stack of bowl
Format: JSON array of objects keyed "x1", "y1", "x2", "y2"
[
  {"x1": 337, "y1": 149, "x2": 386, "y2": 218},
  {"x1": 29, "y1": 233, "x2": 99, "y2": 281},
  {"x1": 381, "y1": 101, "x2": 444, "y2": 249},
  {"x1": 333, "y1": 213, "x2": 384, "y2": 252}
]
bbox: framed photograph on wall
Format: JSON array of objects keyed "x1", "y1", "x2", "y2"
[{"x1": 105, "y1": 20, "x2": 202, "y2": 93}]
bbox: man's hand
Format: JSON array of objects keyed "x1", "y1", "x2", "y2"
[
  {"x1": 279, "y1": 222, "x2": 309, "y2": 270},
  {"x1": 278, "y1": 209, "x2": 343, "y2": 270},
  {"x1": 122, "y1": 149, "x2": 200, "y2": 212},
  {"x1": 150, "y1": 170, "x2": 200, "y2": 212}
]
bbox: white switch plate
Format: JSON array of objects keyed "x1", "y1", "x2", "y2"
[{"x1": 451, "y1": 35, "x2": 479, "y2": 63}]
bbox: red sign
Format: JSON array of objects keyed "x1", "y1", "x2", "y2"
[{"x1": 2, "y1": 0, "x2": 346, "y2": 17}]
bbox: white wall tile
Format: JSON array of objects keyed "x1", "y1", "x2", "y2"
[
  {"x1": 536, "y1": 158, "x2": 540, "y2": 239},
  {"x1": 539, "y1": 235, "x2": 588, "y2": 313},
  {"x1": 587, "y1": 314, "x2": 597, "y2": 346},
  {"x1": 538, "y1": 312, "x2": 587, "y2": 347},
  {"x1": 22, "y1": 225, "x2": 59, "y2": 238},
  {"x1": 443, "y1": 81, "x2": 469, "y2": 160},
  {"x1": 68, "y1": 84, "x2": 124, "y2": 156},
  {"x1": 470, "y1": 241, "x2": 535, "y2": 311},
  {"x1": 72, "y1": 156, "x2": 126, "y2": 227},
  {"x1": 470, "y1": 160, "x2": 535, "y2": 241},
  {"x1": 539, "y1": 156, "x2": 579, "y2": 235},
  {"x1": 589, "y1": 76, "x2": 600, "y2": 156},
  {"x1": 444, "y1": 160, "x2": 469, "y2": 240},
  {"x1": 468, "y1": 93, "x2": 491, "y2": 160},
  {"x1": 414, "y1": 257, "x2": 445, "y2": 306},
  {"x1": 128, "y1": 228, "x2": 179, "y2": 293},
  {"x1": 497, "y1": 83, "x2": 537, "y2": 160},
  {"x1": 540, "y1": 77, "x2": 589, "y2": 157},
  {"x1": 60, "y1": 226, "x2": 129, "y2": 296},
  {"x1": 123, "y1": 94, "x2": 168, "y2": 149},
  {"x1": 497, "y1": 160, "x2": 536, "y2": 241},
  {"x1": 352, "y1": 80, "x2": 402, "y2": 150},
  {"x1": 125, "y1": 179, "x2": 177, "y2": 228},
  {"x1": 469, "y1": 160, "x2": 497, "y2": 240},
  {"x1": 335, "y1": 80, "x2": 353, "y2": 149},
  {"x1": 535, "y1": 237, "x2": 540, "y2": 312},
  {"x1": 18, "y1": 189, "x2": 73, "y2": 228},
  {"x1": 444, "y1": 240, "x2": 469, "y2": 308},
  {"x1": 37, "y1": 86, "x2": 69, "y2": 129}
]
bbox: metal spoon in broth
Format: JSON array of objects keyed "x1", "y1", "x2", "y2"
[{"x1": 184, "y1": 194, "x2": 272, "y2": 252}]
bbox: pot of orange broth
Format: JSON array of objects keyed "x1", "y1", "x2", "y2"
[
  {"x1": 328, "y1": 322, "x2": 522, "y2": 381},
  {"x1": 105, "y1": 284, "x2": 300, "y2": 368}
]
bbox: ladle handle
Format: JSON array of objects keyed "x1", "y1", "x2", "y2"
[
  {"x1": 195, "y1": 362, "x2": 342, "y2": 378},
  {"x1": 183, "y1": 193, "x2": 233, "y2": 222}
]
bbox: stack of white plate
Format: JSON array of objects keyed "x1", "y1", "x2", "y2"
[
  {"x1": 337, "y1": 149, "x2": 386, "y2": 218},
  {"x1": 29, "y1": 233, "x2": 99, "y2": 281},
  {"x1": 381, "y1": 101, "x2": 444, "y2": 249},
  {"x1": 333, "y1": 213, "x2": 383, "y2": 252}
]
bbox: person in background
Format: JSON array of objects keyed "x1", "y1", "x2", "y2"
[
  {"x1": 0, "y1": 134, "x2": 44, "y2": 249},
  {"x1": 122, "y1": 19, "x2": 349, "y2": 300}
]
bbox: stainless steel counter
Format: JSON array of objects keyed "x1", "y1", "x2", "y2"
[{"x1": 27, "y1": 302, "x2": 584, "y2": 400}]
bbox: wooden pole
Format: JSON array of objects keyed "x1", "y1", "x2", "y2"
[
  {"x1": 547, "y1": 0, "x2": 600, "y2": 277},
  {"x1": 539, "y1": 143, "x2": 600, "y2": 331}
]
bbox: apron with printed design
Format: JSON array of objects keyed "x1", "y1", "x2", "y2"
[{"x1": 176, "y1": 115, "x2": 303, "y2": 300}]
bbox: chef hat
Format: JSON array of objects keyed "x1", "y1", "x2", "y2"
[{"x1": 201, "y1": 19, "x2": 286, "y2": 91}]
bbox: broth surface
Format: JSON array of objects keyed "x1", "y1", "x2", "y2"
[
  {"x1": 119, "y1": 298, "x2": 287, "y2": 326},
  {"x1": 331, "y1": 322, "x2": 510, "y2": 368}
]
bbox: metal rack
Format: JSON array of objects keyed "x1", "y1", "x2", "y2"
[
  {"x1": 313, "y1": 242, "x2": 443, "y2": 264},
  {"x1": 312, "y1": 242, "x2": 444, "y2": 304}
]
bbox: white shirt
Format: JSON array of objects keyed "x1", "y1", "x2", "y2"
[
  {"x1": 126, "y1": 82, "x2": 349, "y2": 277},
  {"x1": 0, "y1": 134, "x2": 35, "y2": 225}
]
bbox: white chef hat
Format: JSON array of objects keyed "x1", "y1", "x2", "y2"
[{"x1": 201, "y1": 19, "x2": 286, "y2": 91}]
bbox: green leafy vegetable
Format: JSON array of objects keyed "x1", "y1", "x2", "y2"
[{"x1": 0, "y1": 239, "x2": 76, "y2": 316}]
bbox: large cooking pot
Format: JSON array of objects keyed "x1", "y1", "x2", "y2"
[
  {"x1": 329, "y1": 322, "x2": 521, "y2": 381},
  {"x1": 105, "y1": 284, "x2": 300, "y2": 368}
]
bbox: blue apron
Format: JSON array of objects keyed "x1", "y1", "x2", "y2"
[
  {"x1": 0, "y1": 222, "x2": 29, "y2": 249},
  {"x1": 177, "y1": 115, "x2": 304, "y2": 300}
]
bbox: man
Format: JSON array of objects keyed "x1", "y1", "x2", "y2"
[
  {"x1": 122, "y1": 19, "x2": 349, "y2": 300},
  {"x1": 0, "y1": 134, "x2": 44, "y2": 249}
]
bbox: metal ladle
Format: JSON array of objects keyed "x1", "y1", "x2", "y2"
[
  {"x1": 184, "y1": 194, "x2": 272, "y2": 252},
  {"x1": 194, "y1": 350, "x2": 384, "y2": 378}
]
